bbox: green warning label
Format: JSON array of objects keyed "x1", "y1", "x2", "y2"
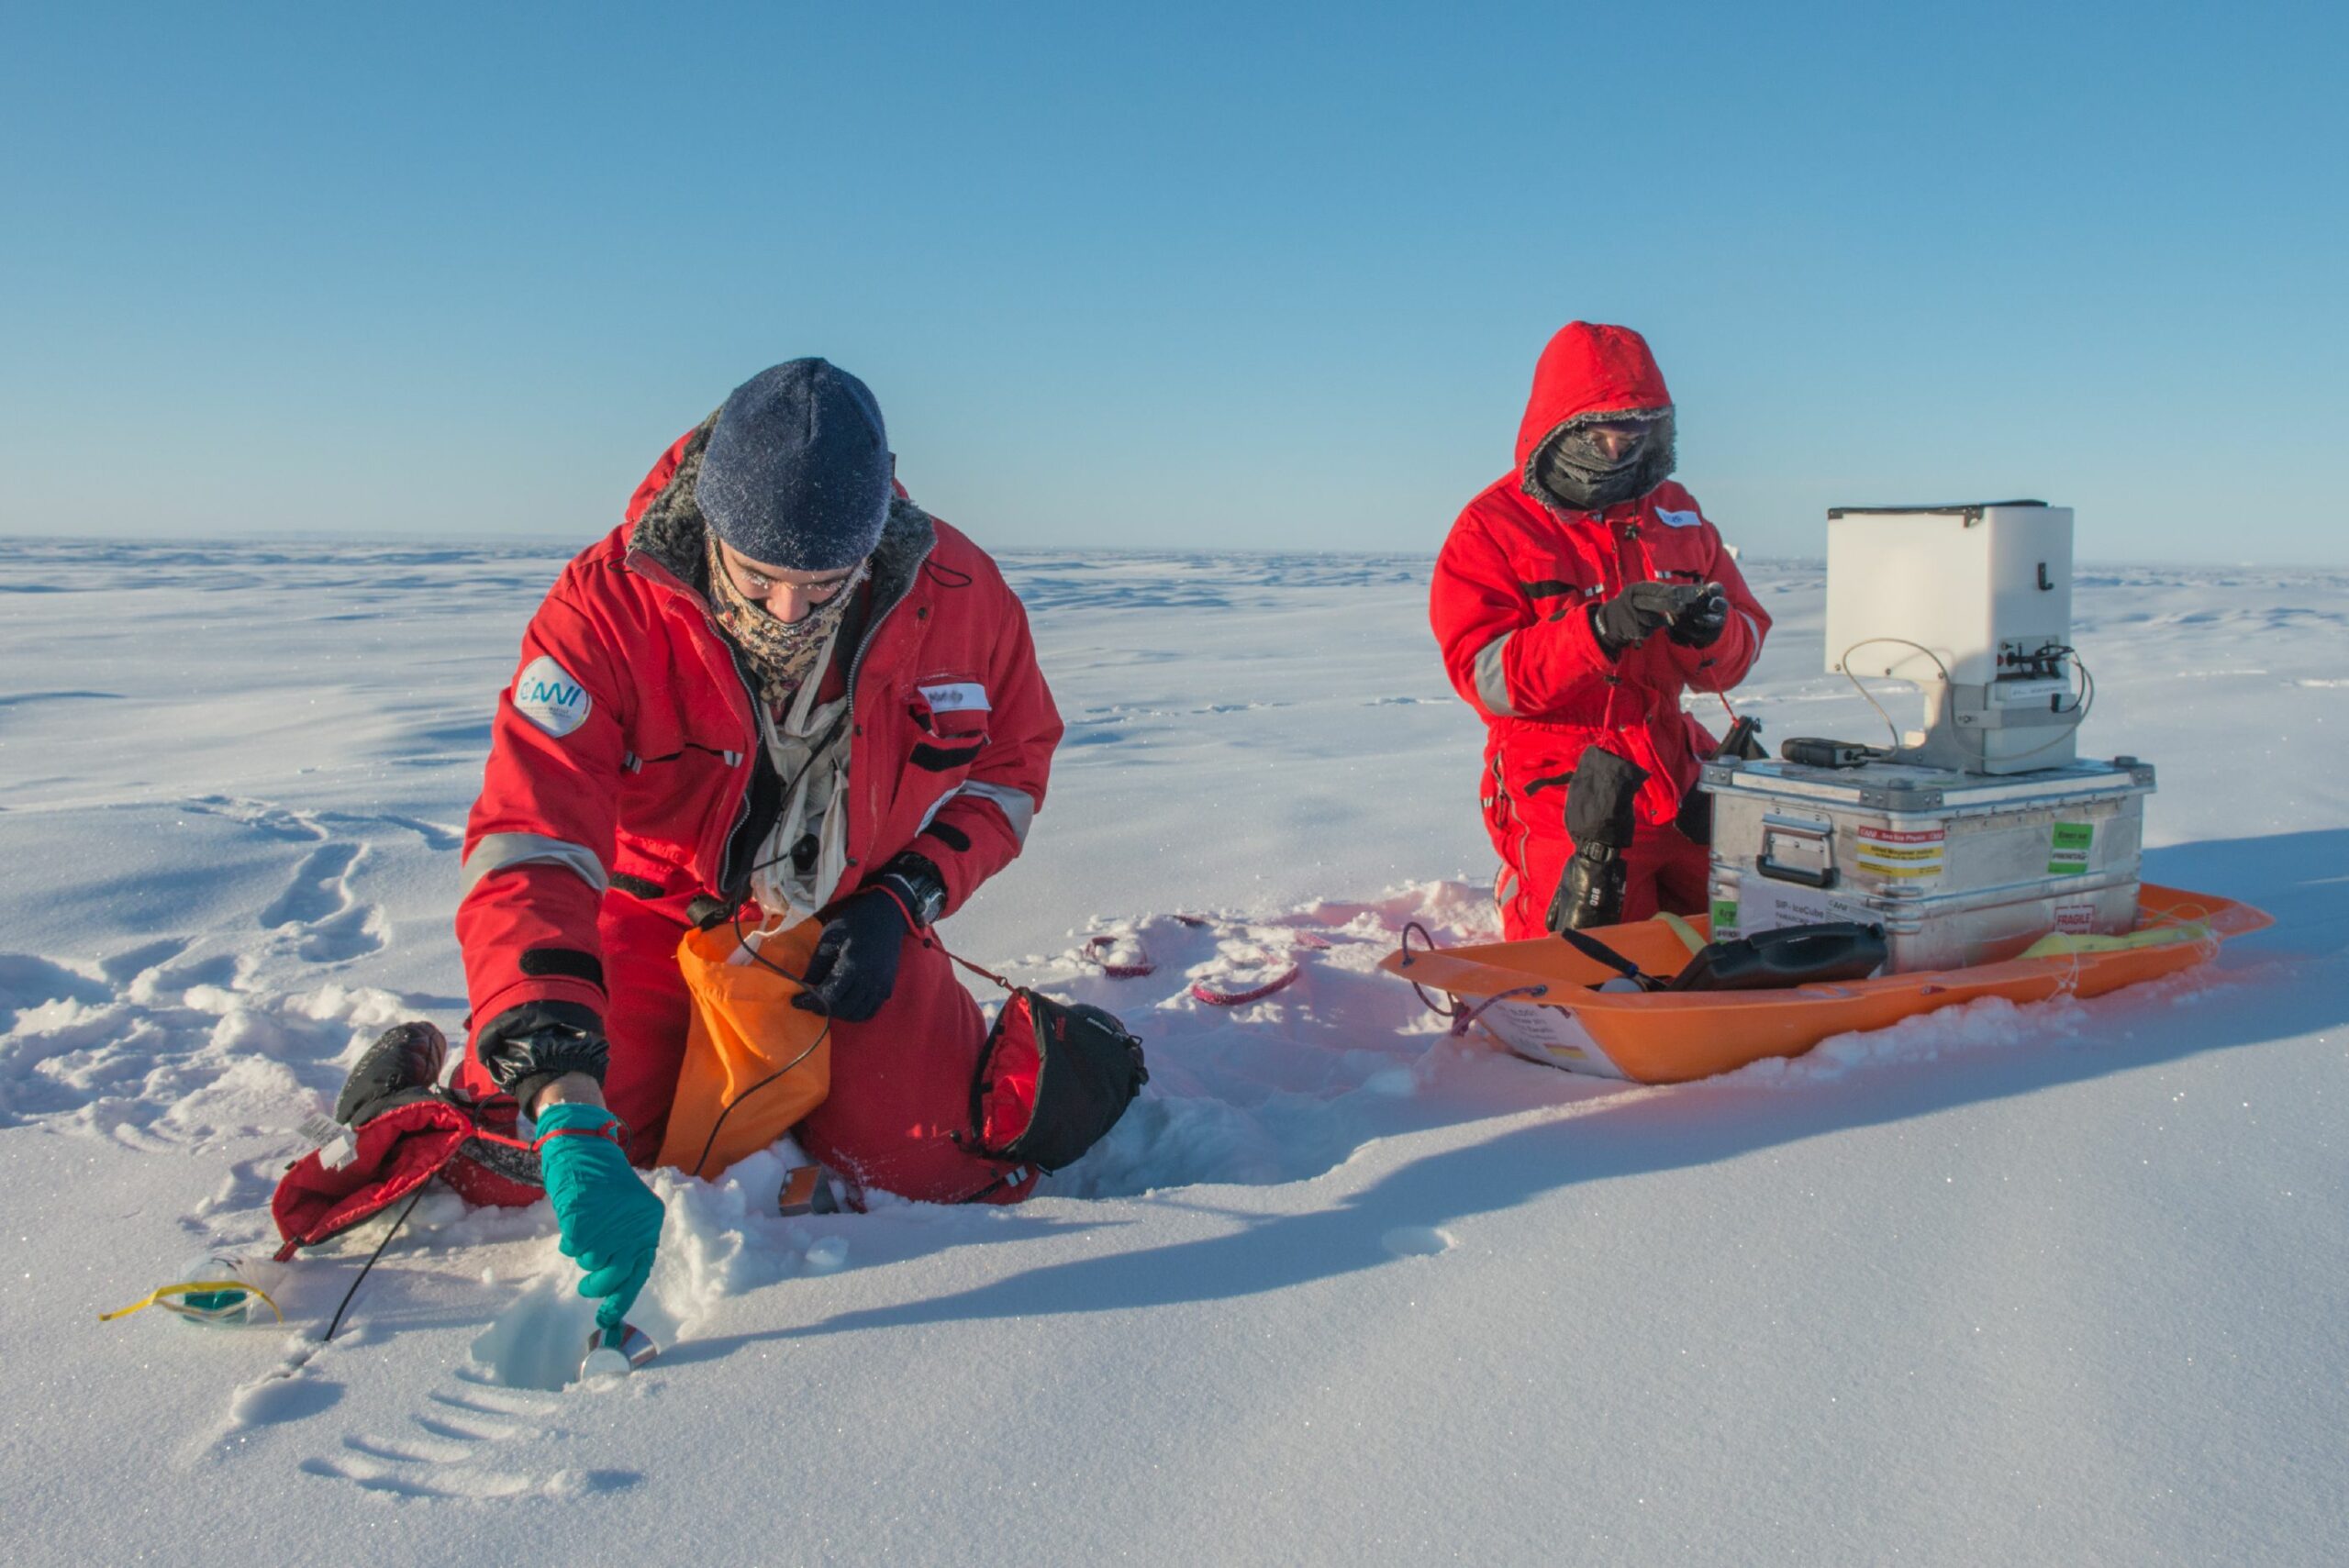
[
  {"x1": 1711, "y1": 898, "x2": 1739, "y2": 935},
  {"x1": 2048, "y1": 820, "x2": 2095, "y2": 875}
]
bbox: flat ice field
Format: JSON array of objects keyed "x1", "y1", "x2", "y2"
[{"x1": 2, "y1": 539, "x2": 2343, "y2": 1565}]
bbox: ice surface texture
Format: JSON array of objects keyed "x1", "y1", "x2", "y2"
[{"x1": 3, "y1": 539, "x2": 2344, "y2": 1565}]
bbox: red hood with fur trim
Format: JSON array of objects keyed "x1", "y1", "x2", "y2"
[{"x1": 1513, "y1": 321, "x2": 1675, "y2": 473}]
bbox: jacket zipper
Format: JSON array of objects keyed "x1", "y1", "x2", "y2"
[{"x1": 1606, "y1": 507, "x2": 1662, "y2": 732}]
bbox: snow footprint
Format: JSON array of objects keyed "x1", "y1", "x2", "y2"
[
  {"x1": 1380, "y1": 1225, "x2": 1455, "y2": 1259},
  {"x1": 260, "y1": 840, "x2": 386, "y2": 962},
  {"x1": 300, "y1": 1372, "x2": 572, "y2": 1502},
  {"x1": 3, "y1": 937, "x2": 398, "y2": 1141},
  {"x1": 182, "y1": 796, "x2": 387, "y2": 964}
]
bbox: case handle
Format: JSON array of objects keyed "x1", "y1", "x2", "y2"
[{"x1": 1759, "y1": 816, "x2": 1838, "y2": 889}]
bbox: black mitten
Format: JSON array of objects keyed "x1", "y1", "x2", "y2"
[
  {"x1": 1547, "y1": 846, "x2": 1630, "y2": 934},
  {"x1": 334, "y1": 1020, "x2": 449, "y2": 1126},
  {"x1": 1548, "y1": 745, "x2": 1652, "y2": 933}
]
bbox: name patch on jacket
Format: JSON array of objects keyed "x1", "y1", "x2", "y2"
[
  {"x1": 918, "y1": 681, "x2": 991, "y2": 714},
  {"x1": 1654, "y1": 507, "x2": 1703, "y2": 529},
  {"x1": 514, "y1": 655, "x2": 592, "y2": 738}
]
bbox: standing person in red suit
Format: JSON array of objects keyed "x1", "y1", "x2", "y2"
[{"x1": 1431, "y1": 322, "x2": 1770, "y2": 940}]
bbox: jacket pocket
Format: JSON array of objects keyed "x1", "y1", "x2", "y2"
[{"x1": 907, "y1": 674, "x2": 990, "y2": 772}]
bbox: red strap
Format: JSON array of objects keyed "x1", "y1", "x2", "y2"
[
  {"x1": 868, "y1": 882, "x2": 921, "y2": 936},
  {"x1": 922, "y1": 929, "x2": 1019, "y2": 995},
  {"x1": 1189, "y1": 966, "x2": 1300, "y2": 1006},
  {"x1": 1189, "y1": 926, "x2": 1331, "y2": 1006},
  {"x1": 527, "y1": 1118, "x2": 629, "y2": 1155}
]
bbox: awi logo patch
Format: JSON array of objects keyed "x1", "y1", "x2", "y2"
[{"x1": 513, "y1": 655, "x2": 592, "y2": 738}]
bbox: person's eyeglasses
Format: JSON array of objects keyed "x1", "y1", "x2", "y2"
[
  {"x1": 734, "y1": 566, "x2": 855, "y2": 604},
  {"x1": 1563, "y1": 421, "x2": 1652, "y2": 462}
]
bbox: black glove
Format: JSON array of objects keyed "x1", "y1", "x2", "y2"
[
  {"x1": 472, "y1": 998, "x2": 610, "y2": 1116},
  {"x1": 793, "y1": 887, "x2": 912, "y2": 1022},
  {"x1": 1547, "y1": 844, "x2": 1629, "y2": 933},
  {"x1": 1667, "y1": 584, "x2": 1730, "y2": 648},
  {"x1": 1588, "y1": 582, "x2": 1689, "y2": 657}
]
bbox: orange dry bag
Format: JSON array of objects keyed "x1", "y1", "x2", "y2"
[{"x1": 654, "y1": 917, "x2": 832, "y2": 1179}]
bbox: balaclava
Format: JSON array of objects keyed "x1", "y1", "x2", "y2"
[
  {"x1": 704, "y1": 528, "x2": 869, "y2": 712},
  {"x1": 1530, "y1": 406, "x2": 1678, "y2": 514}
]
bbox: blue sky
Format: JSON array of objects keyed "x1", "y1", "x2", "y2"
[{"x1": 3, "y1": 1, "x2": 2342, "y2": 562}]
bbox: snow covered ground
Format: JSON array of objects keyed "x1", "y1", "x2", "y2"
[{"x1": 3, "y1": 539, "x2": 2343, "y2": 1565}]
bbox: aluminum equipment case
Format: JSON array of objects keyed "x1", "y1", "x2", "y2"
[{"x1": 1703, "y1": 755, "x2": 2154, "y2": 973}]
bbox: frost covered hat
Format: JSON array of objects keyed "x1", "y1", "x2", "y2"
[{"x1": 695, "y1": 359, "x2": 893, "y2": 572}]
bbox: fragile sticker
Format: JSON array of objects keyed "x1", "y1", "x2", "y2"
[
  {"x1": 2055, "y1": 902, "x2": 2099, "y2": 935},
  {"x1": 1857, "y1": 824, "x2": 1946, "y2": 881},
  {"x1": 2048, "y1": 821, "x2": 2095, "y2": 875}
]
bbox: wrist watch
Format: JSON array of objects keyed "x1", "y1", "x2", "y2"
[{"x1": 873, "y1": 853, "x2": 948, "y2": 929}]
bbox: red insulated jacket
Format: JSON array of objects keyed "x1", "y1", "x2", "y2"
[
  {"x1": 1431, "y1": 323, "x2": 1770, "y2": 880},
  {"x1": 456, "y1": 423, "x2": 1063, "y2": 1042}
]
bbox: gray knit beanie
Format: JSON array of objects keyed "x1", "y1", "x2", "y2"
[{"x1": 695, "y1": 359, "x2": 892, "y2": 571}]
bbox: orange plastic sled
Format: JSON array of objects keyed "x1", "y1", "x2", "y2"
[
  {"x1": 1379, "y1": 883, "x2": 2272, "y2": 1084},
  {"x1": 655, "y1": 917, "x2": 832, "y2": 1178}
]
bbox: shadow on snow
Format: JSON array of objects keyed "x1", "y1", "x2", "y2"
[{"x1": 682, "y1": 829, "x2": 2348, "y2": 1350}]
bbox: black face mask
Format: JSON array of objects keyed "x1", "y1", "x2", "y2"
[{"x1": 1529, "y1": 406, "x2": 1677, "y2": 513}]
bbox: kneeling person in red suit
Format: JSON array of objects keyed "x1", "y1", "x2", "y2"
[
  {"x1": 1431, "y1": 323, "x2": 1770, "y2": 940},
  {"x1": 445, "y1": 359, "x2": 1063, "y2": 1315}
]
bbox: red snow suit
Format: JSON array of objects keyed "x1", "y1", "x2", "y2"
[
  {"x1": 1431, "y1": 323, "x2": 1769, "y2": 940},
  {"x1": 452, "y1": 425, "x2": 1063, "y2": 1203}
]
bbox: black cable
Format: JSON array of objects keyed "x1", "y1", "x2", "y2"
[
  {"x1": 731, "y1": 906, "x2": 818, "y2": 988},
  {"x1": 1554, "y1": 925, "x2": 1662, "y2": 991},
  {"x1": 686, "y1": 1020, "x2": 829, "y2": 1180},
  {"x1": 1397, "y1": 921, "x2": 1460, "y2": 1021},
  {"x1": 745, "y1": 708, "x2": 853, "y2": 879},
  {"x1": 683, "y1": 906, "x2": 833, "y2": 1180},
  {"x1": 322, "y1": 1187, "x2": 422, "y2": 1343}
]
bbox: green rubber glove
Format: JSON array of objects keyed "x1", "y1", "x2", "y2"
[{"x1": 536, "y1": 1103, "x2": 663, "y2": 1331}]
